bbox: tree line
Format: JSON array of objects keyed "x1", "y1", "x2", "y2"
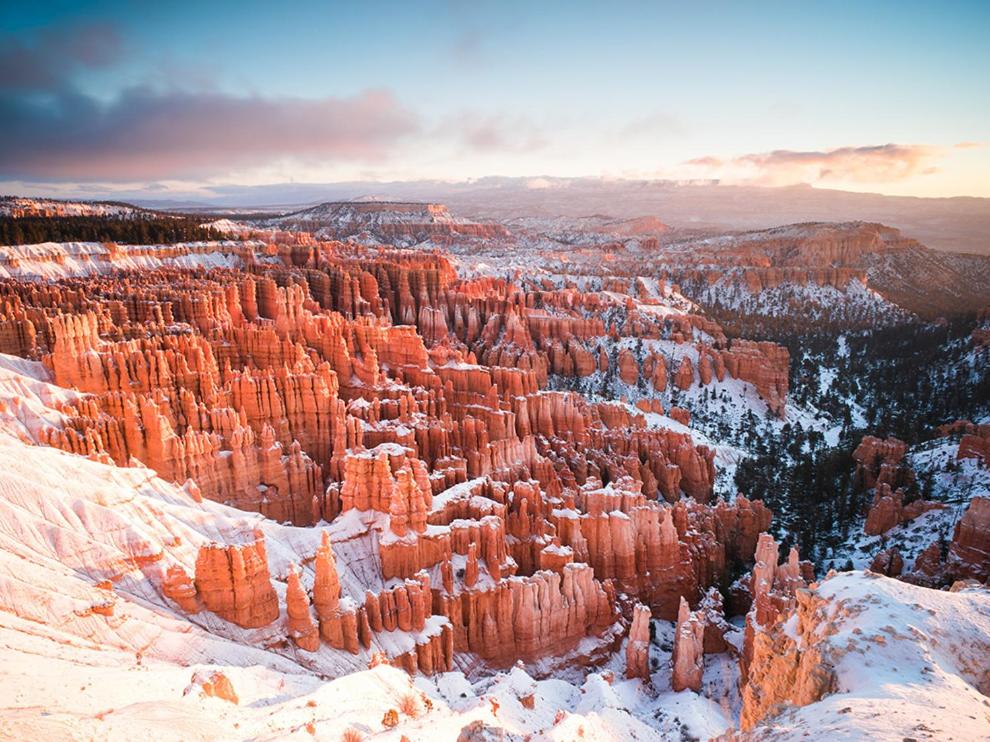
[{"x1": 0, "y1": 216, "x2": 221, "y2": 245}]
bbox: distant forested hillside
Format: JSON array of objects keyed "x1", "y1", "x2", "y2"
[{"x1": 0, "y1": 216, "x2": 221, "y2": 245}]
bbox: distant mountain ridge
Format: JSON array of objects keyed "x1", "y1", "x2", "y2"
[
  {"x1": 119, "y1": 178, "x2": 990, "y2": 256},
  {"x1": 256, "y1": 199, "x2": 508, "y2": 244}
]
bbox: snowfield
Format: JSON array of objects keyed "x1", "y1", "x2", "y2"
[{"x1": 740, "y1": 571, "x2": 990, "y2": 741}]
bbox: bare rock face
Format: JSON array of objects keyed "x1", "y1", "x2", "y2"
[
  {"x1": 194, "y1": 533, "x2": 279, "y2": 629},
  {"x1": 720, "y1": 340, "x2": 789, "y2": 418},
  {"x1": 162, "y1": 565, "x2": 199, "y2": 614},
  {"x1": 186, "y1": 671, "x2": 239, "y2": 705},
  {"x1": 740, "y1": 588, "x2": 834, "y2": 731},
  {"x1": 674, "y1": 356, "x2": 694, "y2": 390},
  {"x1": 671, "y1": 596, "x2": 704, "y2": 692},
  {"x1": 436, "y1": 562, "x2": 617, "y2": 667},
  {"x1": 957, "y1": 424, "x2": 990, "y2": 463},
  {"x1": 741, "y1": 534, "x2": 810, "y2": 680},
  {"x1": 625, "y1": 603, "x2": 651, "y2": 680},
  {"x1": 947, "y1": 497, "x2": 990, "y2": 582},
  {"x1": 617, "y1": 349, "x2": 639, "y2": 385},
  {"x1": 285, "y1": 563, "x2": 320, "y2": 652},
  {"x1": 313, "y1": 531, "x2": 340, "y2": 622},
  {"x1": 864, "y1": 484, "x2": 942, "y2": 536},
  {"x1": 852, "y1": 435, "x2": 911, "y2": 491},
  {"x1": 869, "y1": 547, "x2": 904, "y2": 576},
  {"x1": 864, "y1": 484, "x2": 902, "y2": 535}
]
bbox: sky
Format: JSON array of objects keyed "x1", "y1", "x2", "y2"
[{"x1": 0, "y1": 0, "x2": 988, "y2": 200}]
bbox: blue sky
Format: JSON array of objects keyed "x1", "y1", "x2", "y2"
[{"x1": 1, "y1": 1, "x2": 987, "y2": 197}]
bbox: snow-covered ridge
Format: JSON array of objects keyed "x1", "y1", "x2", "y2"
[
  {"x1": 0, "y1": 196, "x2": 154, "y2": 219},
  {"x1": 740, "y1": 570, "x2": 990, "y2": 741},
  {"x1": 0, "y1": 240, "x2": 256, "y2": 280}
]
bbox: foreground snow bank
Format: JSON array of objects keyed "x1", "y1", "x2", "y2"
[{"x1": 739, "y1": 570, "x2": 990, "y2": 741}]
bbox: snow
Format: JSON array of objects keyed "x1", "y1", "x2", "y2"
[
  {"x1": 742, "y1": 571, "x2": 990, "y2": 741},
  {"x1": 0, "y1": 241, "x2": 254, "y2": 280},
  {"x1": 0, "y1": 197, "x2": 142, "y2": 218},
  {"x1": 830, "y1": 437, "x2": 990, "y2": 571}
]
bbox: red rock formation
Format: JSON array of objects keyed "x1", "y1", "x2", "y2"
[
  {"x1": 869, "y1": 547, "x2": 904, "y2": 576},
  {"x1": 674, "y1": 356, "x2": 694, "y2": 390},
  {"x1": 194, "y1": 534, "x2": 279, "y2": 629},
  {"x1": 437, "y1": 562, "x2": 617, "y2": 666},
  {"x1": 617, "y1": 349, "x2": 639, "y2": 385},
  {"x1": 741, "y1": 534, "x2": 810, "y2": 680},
  {"x1": 720, "y1": 340, "x2": 789, "y2": 418},
  {"x1": 162, "y1": 565, "x2": 199, "y2": 614},
  {"x1": 699, "y1": 586, "x2": 734, "y2": 654},
  {"x1": 740, "y1": 587, "x2": 834, "y2": 731},
  {"x1": 625, "y1": 603, "x2": 651, "y2": 681},
  {"x1": 852, "y1": 435, "x2": 911, "y2": 490},
  {"x1": 187, "y1": 671, "x2": 240, "y2": 704},
  {"x1": 958, "y1": 427, "x2": 990, "y2": 464},
  {"x1": 0, "y1": 238, "x2": 804, "y2": 679},
  {"x1": 671, "y1": 596, "x2": 704, "y2": 692},
  {"x1": 864, "y1": 484, "x2": 942, "y2": 536},
  {"x1": 313, "y1": 531, "x2": 341, "y2": 621},
  {"x1": 947, "y1": 497, "x2": 990, "y2": 582},
  {"x1": 286, "y1": 563, "x2": 320, "y2": 651}
]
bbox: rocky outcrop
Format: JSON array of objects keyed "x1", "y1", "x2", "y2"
[
  {"x1": 162, "y1": 565, "x2": 200, "y2": 614},
  {"x1": 863, "y1": 484, "x2": 943, "y2": 536},
  {"x1": 958, "y1": 426, "x2": 990, "y2": 464},
  {"x1": 741, "y1": 534, "x2": 810, "y2": 680},
  {"x1": 625, "y1": 603, "x2": 651, "y2": 681},
  {"x1": 674, "y1": 357, "x2": 694, "y2": 390},
  {"x1": 436, "y1": 562, "x2": 617, "y2": 667},
  {"x1": 285, "y1": 563, "x2": 320, "y2": 651},
  {"x1": 720, "y1": 341, "x2": 789, "y2": 418},
  {"x1": 186, "y1": 671, "x2": 239, "y2": 704},
  {"x1": 947, "y1": 497, "x2": 990, "y2": 583},
  {"x1": 740, "y1": 588, "x2": 834, "y2": 730},
  {"x1": 869, "y1": 547, "x2": 904, "y2": 576},
  {"x1": 194, "y1": 534, "x2": 279, "y2": 629},
  {"x1": 671, "y1": 596, "x2": 704, "y2": 692},
  {"x1": 852, "y1": 435, "x2": 911, "y2": 491},
  {"x1": 699, "y1": 586, "x2": 734, "y2": 654}
]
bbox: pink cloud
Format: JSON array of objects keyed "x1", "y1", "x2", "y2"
[
  {"x1": 0, "y1": 87, "x2": 419, "y2": 180},
  {"x1": 683, "y1": 144, "x2": 946, "y2": 186}
]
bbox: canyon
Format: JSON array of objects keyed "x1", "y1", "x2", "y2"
[{"x1": 0, "y1": 197, "x2": 987, "y2": 741}]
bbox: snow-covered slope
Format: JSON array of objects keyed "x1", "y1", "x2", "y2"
[
  {"x1": 0, "y1": 241, "x2": 252, "y2": 280},
  {"x1": 740, "y1": 570, "x2": 990, "y2": 741}
]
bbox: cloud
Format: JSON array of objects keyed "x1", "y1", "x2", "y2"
[
  {"x1": 0, "y1": 22, "x2": 123, "y2": 92},
  {"x1": 684, "y1": 155, "x2": 722, "y2": 169},
  {"x1": 0, "y1": 86, "x2": 419, "y2": 180},
  {"x1": 683, "y1": 144, "x2": 945, "y2": 186},
  {"x1": 0, "y1": 20, "x2": 418, "y2": 181}
]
